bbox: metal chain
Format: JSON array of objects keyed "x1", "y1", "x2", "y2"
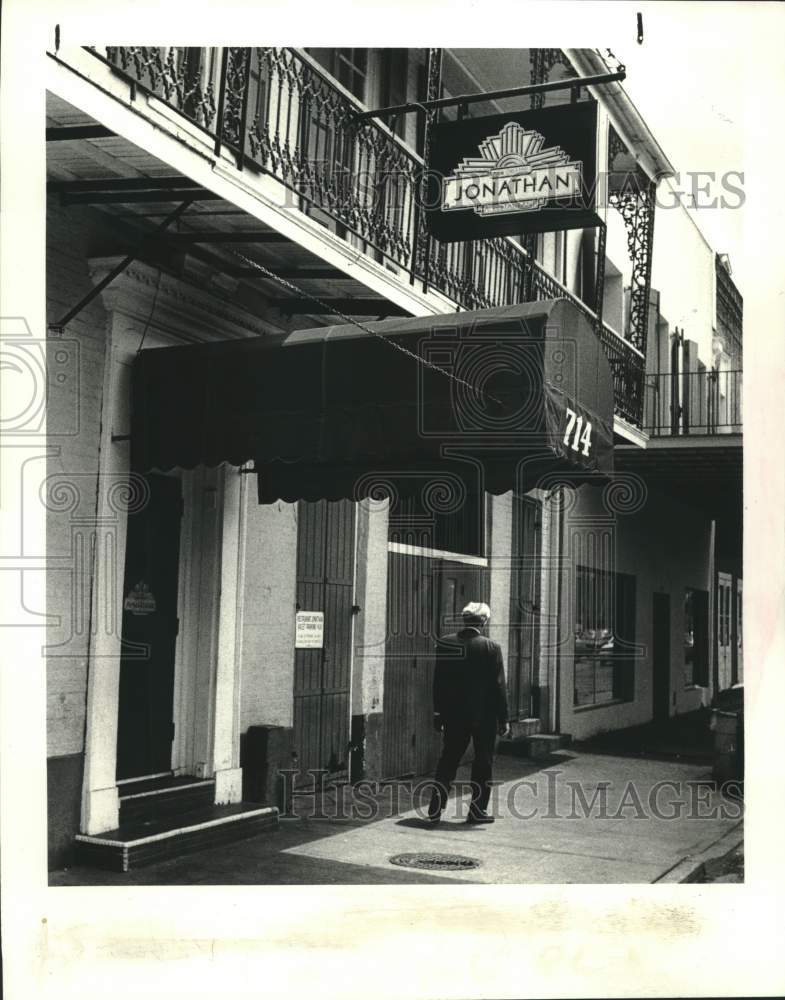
[{"x1": 229, "y1": 248, "x2": 503, "y2": 404}]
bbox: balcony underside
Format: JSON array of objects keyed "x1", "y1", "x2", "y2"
[{"x1": 615, "y1": 436, "x2": 742, "y2": 524}]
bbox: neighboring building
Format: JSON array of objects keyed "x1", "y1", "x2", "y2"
[{"x1": 42, "y1": 45, "x2": 741, "y2": 870}]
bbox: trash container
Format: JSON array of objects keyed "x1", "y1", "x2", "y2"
[{"x1": 710, "y1": 685, "x2": 744, "y2": 782}]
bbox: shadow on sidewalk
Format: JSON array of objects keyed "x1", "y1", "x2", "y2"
[{"x1": 571, "y1": 708, "x2": 715, "y2": 765}]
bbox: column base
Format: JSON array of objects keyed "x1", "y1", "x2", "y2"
[
  {"x1": 82, "y1": 785, "x2": 120, "y2": 835},
  {"x1": 214, "y1": 766, "x2": 243, "y2": 805}
]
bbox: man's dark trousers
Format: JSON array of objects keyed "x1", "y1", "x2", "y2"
[
  {"x1": 428, "y1": 626, "x2": 508, "y2": 820},
  {"x1": 431, "y1": 719, "x2": 497, "y2": 818}
]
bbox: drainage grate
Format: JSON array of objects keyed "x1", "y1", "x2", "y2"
[{"x1": 388, "y1": 852, "x2": 481, "y2": 872}]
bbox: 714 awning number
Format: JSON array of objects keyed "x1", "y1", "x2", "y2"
[{"x1": 563, "y1": 408, "x2": 593, "y2": 457}]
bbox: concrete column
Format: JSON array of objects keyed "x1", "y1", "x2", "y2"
[
  {"x1": 80, "y1": 324, "x2": 133, "y2": 834},
  {"x1": 211, "y1": 466, "x2": 244, "y2": 804},
  {"x1": 238, "y1": 497, "x2": 298, "y2": 732},
  {"x1": 488, "y1": 492, "x2": 513, "y2": 672}
]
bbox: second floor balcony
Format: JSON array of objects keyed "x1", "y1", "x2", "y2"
[
  {"x1": 51, "y1": 45, "x2": 649, "y2": 429},
  {"x1": 644, "y1": 369, "x2": 742, "y2": 438}
]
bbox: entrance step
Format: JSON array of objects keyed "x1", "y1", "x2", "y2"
[
  {"x1": 118, "y1": 775, "x2": 216, "y2": 826},
  {"x1": 509, "y1": 718, "x2": 542, "y2": 739},
  {"x1": 498, "y1": 732, "x2": 571, "y2": 759},
  {"x1": 75, "y1": 803, "x2": 278, "y2": 872}
]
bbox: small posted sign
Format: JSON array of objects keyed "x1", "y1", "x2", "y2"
[{"x1": 295, "y1": 611, "x2": 324, "y2": 649}]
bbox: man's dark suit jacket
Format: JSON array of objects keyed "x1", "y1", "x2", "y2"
[{"x1": 433, "y1": 627, "x2": 509, "y2": 728}]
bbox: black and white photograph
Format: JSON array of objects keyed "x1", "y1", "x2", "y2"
[{"x1": 1, "y1": 2, "x2": 784, "y2": 998}]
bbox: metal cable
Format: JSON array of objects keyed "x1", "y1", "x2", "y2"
[{"x1": 228, "y1": 248, "x2": 503, "y2": 405}]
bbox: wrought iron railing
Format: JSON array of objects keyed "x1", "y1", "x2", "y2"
[
  {"x1": 88, "y1": 45, "x2": 646, "y2": 426},
  {"x1": 644, "y1": 369, "x2": 742, "y2": 436}
]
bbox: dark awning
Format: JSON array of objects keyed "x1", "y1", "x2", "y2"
[{"x1": 131, "y1": 299, "x2": 614, "y2": 503}]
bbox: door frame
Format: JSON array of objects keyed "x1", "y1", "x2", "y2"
[
  {"x1": 80, "y1": 260, "x2": 253, "y2": 834},
  {"x1": 716, "y1": 570, "x2": 733, "y2": 692}
]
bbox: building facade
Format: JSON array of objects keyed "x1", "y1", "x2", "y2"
[{"x1": 42, "y1": 45, "x2": 742, "y2": 869}]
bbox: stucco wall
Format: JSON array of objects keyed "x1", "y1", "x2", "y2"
[
  {"x1": 559, "y1": 483, "x2": 713, "y2": 741},
  {"x1": 352, "y1": 498, "x2": 389, "y2": 717}
]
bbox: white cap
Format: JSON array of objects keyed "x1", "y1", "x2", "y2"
[{"x1": 462, "y1": 602, "x2": 491, "y2": 624}]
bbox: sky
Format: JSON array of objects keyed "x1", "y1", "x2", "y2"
[{"x1": 595, "y1": 6, "x2": 749, "y2": 290}]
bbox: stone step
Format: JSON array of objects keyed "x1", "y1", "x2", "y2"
[
  {"x1": 118, "y1": 775, "x2": 216, "y2": 826},
  {"x1": 75, "y1": 803, "x2": 279, "y2": 872},
  {"x1": 526, "y1": 733, "x2": 572, "y2": 758},
  {"x1": 509, "y1": 718, "x2": 542, "y2": 739}
]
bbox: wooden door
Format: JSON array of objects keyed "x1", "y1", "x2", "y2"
[
  {"x1": 293, "y1": 500, "x2": 356, "y2": 785},
  {"x1": 735, "y1": 578, "x2": 743, "y2": 685},
  {"x1": 652, "y1": 592, "x2": 671, "y2": 723},
  {"x1": 717, "y1": 572, "x2": 733, "y2": 691},
  {"x1": 116, "y1": 473, "x2": 183, "y2": 780}
]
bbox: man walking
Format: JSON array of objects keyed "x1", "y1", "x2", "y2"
[{"x1": 428, "y1": 602, "x2": 511, "y2": 825}]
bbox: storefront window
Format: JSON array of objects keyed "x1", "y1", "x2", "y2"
[
  {"x1": 684, "y1": 587, "x2": 709, "y2": 686},
  {"x1": 573, "y1": 566, "x2": 636, "y2": 707}
]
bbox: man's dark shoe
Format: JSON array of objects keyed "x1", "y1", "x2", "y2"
[
  {"x1": 424, "y1": 814, "x2": 442, "y2": 827},
  {"x1": 466, "y1": 810, "x2": 495, "y2": 824}
]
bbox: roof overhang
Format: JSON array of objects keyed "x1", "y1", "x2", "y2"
[{"x1": 565, "y1": 48, "x2": 677, "y2": 183}]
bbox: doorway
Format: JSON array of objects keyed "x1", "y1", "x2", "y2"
[
  {"x1": 116, "y1": 472, "x2": 183, "y2": 780},
  {"x1": 652, "y1": 592, "x2": 671, "y2": 723},
  {"x1": 382, "y1": 554, "x2": 489, "y2": 779},
  {"x1": 508, "y1": 495, "x2": 542, "y2": 721}
]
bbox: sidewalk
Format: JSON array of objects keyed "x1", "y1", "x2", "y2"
[{"x1": 50, "y1": 749, "x2": 743, "y2": 886}]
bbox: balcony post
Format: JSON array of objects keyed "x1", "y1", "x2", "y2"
[{"x1": 413, "y1": 48, "x2": 442, "y2": 294}]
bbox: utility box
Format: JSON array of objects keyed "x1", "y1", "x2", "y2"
[
  {"x1": 241, "y1": 725, "x2": 294, "y2": 809},
  {"x1": 710, "y1": 686, "x2": 744, "y2": 782}
]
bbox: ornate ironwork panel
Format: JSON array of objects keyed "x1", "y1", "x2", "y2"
[
  {"x1": 529, "y1": 48, "x2": 579, "y2": 108},
  {"x1": 415, "y1": 48, "x2": 443, "y2": 288},
  {"x1": 105, "y1": 46, "x2": 217, "y2": 129},
  {"x1": 608, "y1": 180, "x2": 657, "y2": 355}
]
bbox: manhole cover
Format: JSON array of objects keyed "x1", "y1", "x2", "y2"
[{"x1": 388, "y1": 852, "x2": 481, "y2": 872}]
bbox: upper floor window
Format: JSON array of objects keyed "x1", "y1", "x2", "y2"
[{"x1": 307, "y1": 48, "x2": 368, "y2": 103}]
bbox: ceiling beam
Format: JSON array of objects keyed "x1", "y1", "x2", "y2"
[
  {"x1": 59, "y1": 189, "x2": 223, "y2": 205},
  {"x1": 46, "y1": 125, "x2": 116, "y2": 141},
  {"x1": 48, "y1": 176, "x2": 203, "y2": 192},
  {"x1": 168, "y1": 231, "x2": 293, "y2": 244}
]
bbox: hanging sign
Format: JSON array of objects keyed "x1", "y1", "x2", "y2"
[
  {"x1": 295, "y1": 611, "x2": 324, "y2": 649},
  {"x1": 427, "y1": 101, "x2": 601, "y2": 242},
  {"x1": 123, "y1": 580, "x2": 157, "y2": 615}
]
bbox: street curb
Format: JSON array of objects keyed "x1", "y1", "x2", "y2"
[{"x1": 653, "y1": 821, "x2": 744, "y2": 883}]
